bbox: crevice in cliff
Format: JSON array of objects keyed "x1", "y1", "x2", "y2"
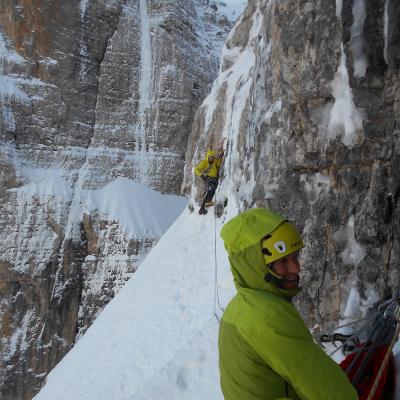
[
  {"x1": 84, "y1": 0, "x2": 127, "y2": 149},
  {"x1": 37, "y1": 2, "x2": 130, "y2": 393},
  {"x1": 316, "y1": 229, "x2": 329, "y2": 325}
]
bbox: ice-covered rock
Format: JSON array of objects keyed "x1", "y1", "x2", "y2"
[
  {"x1": 184, "y1": 0, "x2": 400, "y2": 334},
  {"x1": 0, "y1": 1, "x2": 234, "y2": 398}
]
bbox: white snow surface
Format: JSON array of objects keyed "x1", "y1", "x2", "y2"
[
  {"x1": 13, "y1": 166, "x2": 187, "y2": 240},
  {"x1": 35, "y1": 209, "x2": 236, "y2": 400},
  {"x1": 85, "y1": 177, "x2": 187, "y2": 238},
  {"x1": 221, "y1": 0, "x2": 247, "y2": 22}
]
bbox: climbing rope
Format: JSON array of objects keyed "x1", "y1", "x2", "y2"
[
  {"x1": 213, "y1": 189, "x2": 225, "y2": 322},
  {"x1": 211, "y1": 140, "x2": 227, "y2": 323},
  {"x1": 320, "y1": 275, "x2": 400, "y2": 399}
]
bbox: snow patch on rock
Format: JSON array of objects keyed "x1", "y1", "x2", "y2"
[
  {"x1": 300, "y1": 172, "x2": 330, "y2": 205},
  {"x1": 264, "y1": 98, "x2": 282, "y2": 124},
  {"x1": 3, "y1": 309, "x2": 35, "y2": 362},
  {"x1": 334, "y1": 215, "x2": 366, "y2": 267},
  {"x1": 327, "y1": 46, "x2": 363, "y2": 147}
]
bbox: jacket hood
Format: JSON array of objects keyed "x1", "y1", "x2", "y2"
[
  {"x1": 220, "y1": 208, "x2": 299, "y2": 298},
  {"x1": 206, "y1": 149, "x2": 216, "y2": 158}
]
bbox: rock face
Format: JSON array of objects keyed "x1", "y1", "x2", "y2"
[
  {"x1": 184, "y1": 0, "x2": 399, "y2": 331},
  {"x1": 0, "y1": 1, "x2": 232, "y2": 399}
]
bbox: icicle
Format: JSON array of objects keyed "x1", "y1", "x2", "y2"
[
  {"x1": 80, "y1": 0, "x2": 89, "y2": 22},
  {"x1": 384, "y1": 0, "x2": 389, "y2": 65},
  {"x1": 327, "y1": 45, "x2": 363, "y2": 147},
  {"x1": 336, "y1": 0, "x2": 343, "y2": 18},
  {"x1": 350, "y1": 0, "x2": 368, "y2": 77},
  {"x1": 138, "y1": 0, "x2": 153, "y2": 151}
]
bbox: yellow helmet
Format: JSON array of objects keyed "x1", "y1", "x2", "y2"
[{"x1": 261, "y1": 221, "x2": 304, "y2": 265}]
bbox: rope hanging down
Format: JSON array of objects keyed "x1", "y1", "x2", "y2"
[
  {"x1": 212, "y1": 139, "x2": 227, "y2": 323},
  {"x1": 213, "y1": 189, "x2": 225, "y2": 322}
]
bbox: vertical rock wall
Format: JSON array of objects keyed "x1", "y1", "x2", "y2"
[
  {"x1": 184, "y1": 0, "x2": 399, "y2": 331},
  {"x1": 0, "y1": 1, "x2": 232, "y2": 398}
]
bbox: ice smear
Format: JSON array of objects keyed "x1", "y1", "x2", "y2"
[
  {"x1": 198, "y1": 5, "x2": 264, "y2": 210},
  {"x1": 335, "y1": 215, "x2": 366, "y2": 266},
  {"x1": 0, "y1": 31, "x2": 25, "y2": 64},
  {"x1": 350, "y1": 0, "x2": 367, "y2": 77},
  {"x1": 264, "y1": 99, "x2": 282, "y2": 124},
  {"x1": 384, "y1": 0, "x2": 389, "y2": 65},
  {"x1": 0, "y1": 30, "x2": 30, "y2": 131},
  {"x1": 0, "y1": 74, "x2": 30, "y2": 104},
  {"x1": 3, "y1": 309, "x2": 35, "y2": 362},
  {"x1": 336, "y1": 0, "x2": 343, "y2": 18},
  {"x1": 220, "y1": 0, "x2": 247, "y2": 23},
  {"x1": 300, "y1": 172, "x2": 330, "y2": 205},
  {"x1": 327, "y1": 45, "x2": 363, "y2": 147},
  {"x1": 137, "y1": 0, "x2": 153, "y2": 150},
  {"x1": 343, "y1": 287, "x2": 361, "y2": 320},
  {"x1": 2, "y1": 103, "x2": 16, "y2": 131},
  {"x1": 80, "y1": 0, "x2": 89, "y2": 21}
]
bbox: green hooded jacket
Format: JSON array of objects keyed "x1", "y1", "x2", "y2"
[{"x1": 219, "y1": 208, "x2": 358, "y2": 400}]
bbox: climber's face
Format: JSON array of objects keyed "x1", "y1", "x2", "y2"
[
  {"x1": 270, "y1": 251, "x2": 301, "y2": 290},
  {"x1": 208, "y1": 156, "x2": 215, "y2": 163}
]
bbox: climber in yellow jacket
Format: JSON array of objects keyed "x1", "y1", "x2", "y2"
[
  {"x1": 194, "y1": 149, "x2": 223, "y2": 215},
  {"x1": 219, "y1": 208, "x2": 358, "y2": 400}
]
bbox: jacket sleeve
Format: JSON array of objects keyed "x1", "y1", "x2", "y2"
[
  {"x1": 194, "y1": 159, "x2": 207, "y2": 177},
  {"x1": 243, "y1": 306, "x2": 359, "y2": 400}
]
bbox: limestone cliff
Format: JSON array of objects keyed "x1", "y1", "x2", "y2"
[
  {"x1": 0, "y1": 1, "x2": 233, "y2": 398},
  {"x1": 184, "y1": 0, "x2": 399, "y2": 330}
]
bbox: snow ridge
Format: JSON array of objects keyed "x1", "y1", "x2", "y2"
[{"x1": 34, "y1": 210, "x2": 235, "y2": 400}]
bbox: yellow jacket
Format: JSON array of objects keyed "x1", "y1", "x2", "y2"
[{"x1": 194, "y1": 150, "x2": 222, "y2": 178}]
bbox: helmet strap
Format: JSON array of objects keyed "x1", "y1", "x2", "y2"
[{"x1": 264, "y1": 265, "x2": 284, "y2": 288}]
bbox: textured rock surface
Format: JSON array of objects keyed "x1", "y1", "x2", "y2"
[
  {"x1": 184, "y1": 0, "x2": 399, "y2": 332},
  {"x1": 0, "y1": 1, "x2": 232, "y2": 399}
]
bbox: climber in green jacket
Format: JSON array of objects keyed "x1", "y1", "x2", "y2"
[
  {"x1": 219, "y1": 208, "x2": 358, "y2": 400},
  {"x1": 194, "y1": 149, "x2": 224, "y2": 215}
]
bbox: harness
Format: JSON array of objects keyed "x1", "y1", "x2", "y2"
[{"x1": 319, "y1": 288, "x2": 400, "y2": 400}]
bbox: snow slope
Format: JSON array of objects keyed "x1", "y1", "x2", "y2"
[{"x1": 35, "y1": 209, "x2": 236, "y2": 400}]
